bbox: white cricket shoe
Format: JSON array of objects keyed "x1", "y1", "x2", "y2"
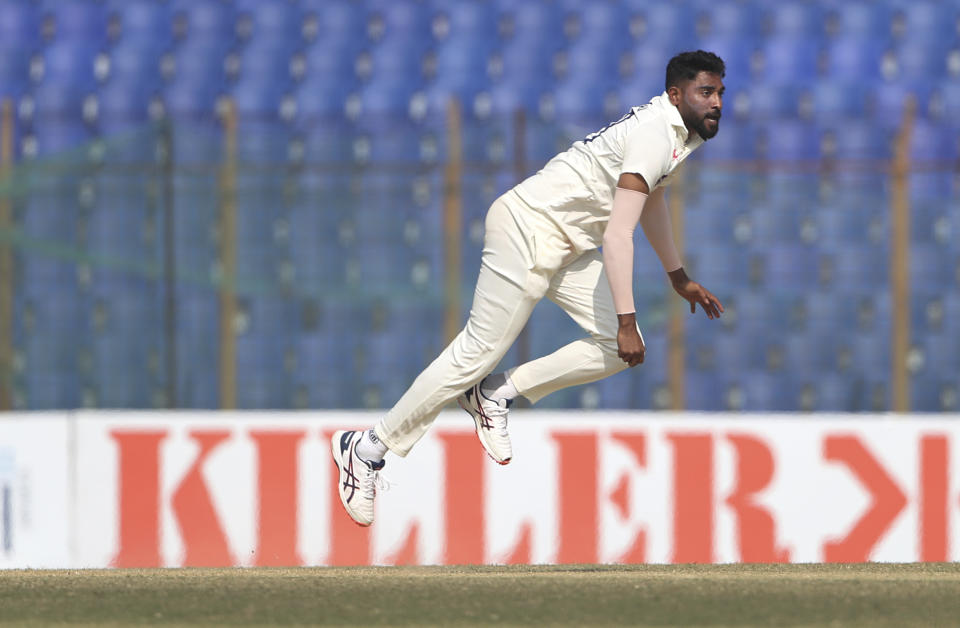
[
  {"x1": 457, "y1": 382, "x2": 512, "y2": 465},
  {"x1": 331, "y1": 430, "x2": 386, "y2": 527}
]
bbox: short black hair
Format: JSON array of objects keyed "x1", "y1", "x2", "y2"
[{"x1": 665, "y1": 50, "x2": 726, "y2": 90}]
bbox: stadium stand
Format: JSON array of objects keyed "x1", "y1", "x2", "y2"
[{"x1": 0, "y1": 0, "x2": 956, "y2": 411}]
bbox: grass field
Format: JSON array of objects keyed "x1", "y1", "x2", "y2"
[{"x1": 2, "y1": 564, "x2": 960, "y2": 627}]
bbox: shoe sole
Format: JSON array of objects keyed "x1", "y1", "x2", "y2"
[
  {"x1": 457, "y1": 395, "x2": 512, "y2": 466},
  {"x1": 330, "y1": 430, "x2": 373, "y2": 527}
]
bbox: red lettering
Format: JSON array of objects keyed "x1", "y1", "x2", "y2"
[
  {"x1": 250, "y1": 430, "x2": 306, "y2": 567},
  {"x1": 437, "y1": 430, "x2": 485, "y2": 564},
  {"x1": 823, "y1": 435, "x2": 908, "y2": 562},
  {"x1": 322, "y1": 429, "x2": 372, "y2": 566},
  {"x1": 610, "y1": 432, "x2": 647, "y2": 564},
  {"x1": 385, "y1": 523, "x2": 420, "y2": 565},
  {"x1": 667, "y1": 433, "x2": 713, "y2": 563},
  {"x1": 504, "y1": 522, "x2": 533, "y2": 564},
  {"x1": 553, "y1": 432, "x2": 598, "y2": 563},
  {"x1": 920, "y1": 435, "x2": 949, "y2": 561},
  {"x1": 170, "y1": 430, "x2": 235, "y2": 566},
  {"x1": 725, "y1": 434, "x2": 790, "y2": 563},
  {"x1": 110, "y1": 430, "x2": 166, "y2": 567}
]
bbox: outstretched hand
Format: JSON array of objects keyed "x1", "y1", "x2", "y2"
[{"x1": 667, "y1": 267, "x2": 724, "y2": 320}]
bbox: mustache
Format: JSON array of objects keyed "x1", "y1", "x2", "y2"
[{"x1": 705, "y1": 112, "x2": 722, "y2": 120}]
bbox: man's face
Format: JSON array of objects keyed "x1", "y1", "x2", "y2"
[{"x1": 668, "y1": 71, "x2": 724, "y2": 140}]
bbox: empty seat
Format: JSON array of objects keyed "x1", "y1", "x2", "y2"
[
  {"x1": 432, "y1": 0, "x2": 498, "y2": 44},
  {"x1": 823, "y1": 38, "x2": 886, "y2": 81},
  {"x1": 107, "y1": 0, "x2": 172, "y2": 47},
  {"x1": 234, "y1": 0, "x2": 303, "y2": 46},
  {"x1": 756, "y1": 39, "x2": 821, "y2": 84},
  {"x1": 764, "y1": 2, "x2": 825, "y2": 40},
  {"x1": 826, "y1": 2, "x2": 891, "y2": 41},
  {"x1": 171, "y1": 0, "x2": 236, "y2": 45},
  {"x1": 699, "y1": 1, "x2": 761, "y2": 40},
  {"x1": 44, "y1": 0, "x2": 107, "y2": 44},
  {"x1": 0, "y1": 1, "x2": 40, "y2": 48}
]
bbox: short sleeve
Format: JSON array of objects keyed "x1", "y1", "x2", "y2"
[{"x1": 621, "y1": 121, "x2": 671, "y2": 190}]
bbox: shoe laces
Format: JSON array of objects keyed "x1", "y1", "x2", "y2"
[
  {"x1": 360, "y1": 461, "x2": 390, "y2": 501},
  {"x1": 484, "y1": 398, "x2": 510, "y2": 437}
]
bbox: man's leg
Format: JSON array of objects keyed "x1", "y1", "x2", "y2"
[
  {"x1": 506, "y1": 249, "x2": 634, "y2": 403},
  {"x1": 371, "y1": 196, "x2": 557, "y2": 457}
]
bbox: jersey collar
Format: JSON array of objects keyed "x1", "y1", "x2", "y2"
[{"x1": 657, "y1": 91, "x2": 691, "y2": 141}]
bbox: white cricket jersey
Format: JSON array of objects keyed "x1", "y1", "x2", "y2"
[{"x1": 513, "y1": 92, "x2": 704, "y2": 253}]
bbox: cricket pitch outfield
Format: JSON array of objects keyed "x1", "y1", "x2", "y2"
[{"x1": 2, "y1": 563, "x2": 960, "y2": 627}]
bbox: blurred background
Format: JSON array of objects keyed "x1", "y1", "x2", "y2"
[{"x1": 0, "y1": 0, "x2": 957, "y2": 413}]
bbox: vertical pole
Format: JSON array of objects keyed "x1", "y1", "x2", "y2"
[
  {"x1": 219, "y1": 103, "x2": 238, "y2": 409},
  {"x1": 161, "y1": 121, "x2": 177, "y2": 408},
  {"x1": 0, "y1": 99, "x2": 13, "y2": 411},
  {"x1": 443, "y1": 99, "x2": 463, "y2": 344},
  {"x1": 891, "y1": 97, "x2": 915, "y2": 412},
  {"x1": 667, "y1": 168, "x2": 687, "y2": 411}
]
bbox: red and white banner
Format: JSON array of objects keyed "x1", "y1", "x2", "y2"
[{"x1": 5, "y1": 411, "x2": 960, "y2": 567}]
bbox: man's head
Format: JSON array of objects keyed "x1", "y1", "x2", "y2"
[{"x1": 665, "y1": 50, "x2": 725, "y2": 140}]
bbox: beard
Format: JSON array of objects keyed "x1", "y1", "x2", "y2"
[{"x1": 694, "y1": 115, "x2": 720, "y2": 140}]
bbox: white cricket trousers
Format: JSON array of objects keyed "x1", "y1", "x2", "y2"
[{"x1": 375, "y1": 190, "x2": 637, "y2": 456}]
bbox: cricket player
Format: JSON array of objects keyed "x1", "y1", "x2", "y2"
[{"x1": 333, "y1": 50, "x2": 726, "y2": 526}]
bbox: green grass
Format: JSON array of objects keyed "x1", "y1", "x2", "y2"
[{"x1": 2, "y1": 564, "x2": 960, "y2": 627}]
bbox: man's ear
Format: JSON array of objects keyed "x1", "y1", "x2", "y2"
[{"x1": 667, "y1": 85, "x2": 681, "y2": 106}]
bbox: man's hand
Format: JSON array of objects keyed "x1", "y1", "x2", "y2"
[
  {"x1": 616, "y1": 312, "x2": 645, "y2": 367},
  {"x1": 668, "y1": 267, "x2": 724, "y2": 319}
]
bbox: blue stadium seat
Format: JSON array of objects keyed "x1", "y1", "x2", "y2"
[
  {"x1": 823, "y1": 244, "x2": 888, "y2": 287},
  {"x1": 744, "y1": 84, "x2": 804, "y2": 119},
  {"x1": 43, "y1": 0, "x2": 107, "y2": 44},
  {"x1": 807, "y1": 374, "x2": 858, "y2": 411},
  {"x1": 700, "y1": 1, "x2": 761, "y2": 40},
  {"x1": 911, "y1": 244, "x2": 955, "y2": 292},
  {"x1": 553, "y1": 77, "x2": 614, "y2": 123},
  {"x1": 107, "y1": 0, "x2": 172, "y2": 47},
  {"x1": 32, "y1": 118, "x2": 93, "y2": 156},
  {"x1": 764, "y1": 2, "x2": 825, "y2": 40},
  {"x1": 816, "y1": 206, "x2": 884, "y2": 245},
  {"x1": 39, "y1": 40, "x2": 98, "y2": 88},
  {"x1": 623, "y1": 40, "x2": 673, "y2": 90},
  {"x1": 750, "y1": 203, "x2": 807, "y2": 246},
  {"x1": 366, "y1": 0, "x2": 432, "y2": 46},
  {"x1": 623, "y1": 1, "x2": 696, "y2": 48},
  {"x1": 293, "y1": 331, "x2": 359, "y2": 408},
  {"x1": 893, "y1": 1, "x2": 958, "y2": 47},
  {"x1": 167, "y1": 40, "x2": 230, "y2": 94},
  {"x1": 0, "y1": 45, "x2": 30, "y2": 97},
  {"x1": 826, "y1": 1, "x2": 891, "y2": 41},
  {"x1": 756, "y1": 244, "x2": 819, "y2": 289},
  {"x1": 98, "y1": 80, "x2": 155, "y2": 132},
  {"x1": 174, "y1": 287, "x2": 219, "y2": 408},
  {"x1": 23, "y1": 372, "x2": 81, "y2": 410},
  {"x1": 237, "y1": 41, "x2": 295, "y2": 86},
  {"x1": 0, "y1": 1, "x2": 40, "y2": 48},
  {"x1": 432, "y1": 0, "x2": 498, "y2": 44},
  {"x1": 757, "y1": 39, "x2": 821, "y2": 84},
  {"x1": 171, "y1": 0, "x2": 236, "y2": 46},
  {"x1": 567, "y1": 2, "x2": 630, "y2": 49},
  {"x1": 356, "y1": 78, "x2": 422, "y2": 119},
  {"x1": 304, "y1": 40, "x2": 360, "y2": 84},
  {"x1": 730, "y1": 370, "x2": 793, "y2": 411},
  {"x1": 894, "y1": 42, "x2": 951, "y2": 86},
  {"x1": 685, "y1": 243, "x2": 749, "y2": 291},
  {"x1": 302, "y1": 0, "x2": 367, "y2": 48},
  {"x1": 497, "y1": 1, "x2": 564, "y2": 46},
  {"x1": 234, "y1": 0, "x2": 303, "y2": 46},
  {"x1": 685, "y1": 371, "x2": 728, "y2": 411},
  {"x1": 810, "y1": 81, "x2": 870, "y2": 119},
  {"x1": 823, "y1": 38, "x2": 887, "y2": 81}
]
